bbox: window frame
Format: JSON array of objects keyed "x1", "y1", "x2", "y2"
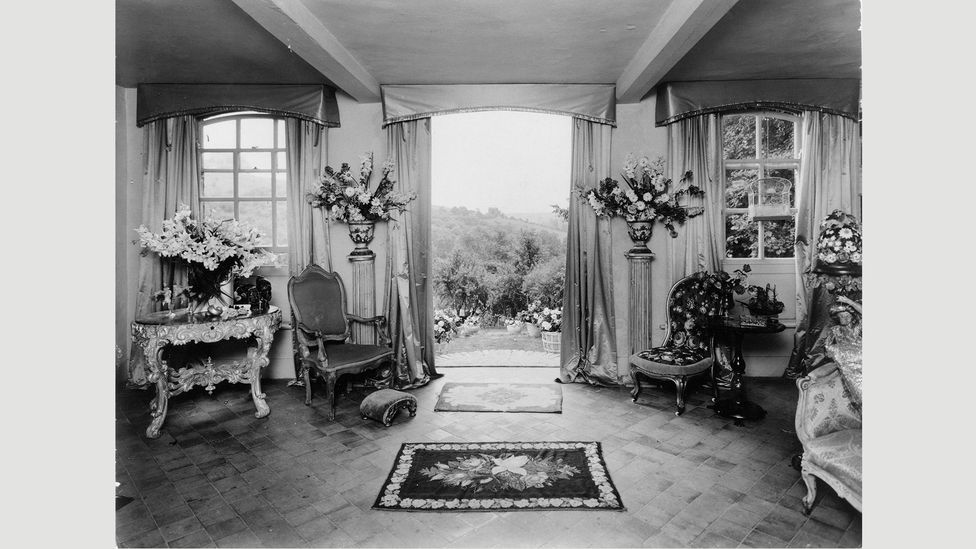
[
  {"x1": 198, "y1": 112, "x2": 289, "y2": 258},
  {"x1": 720, "y1": 112, "x2": 802, "y2": 265}
]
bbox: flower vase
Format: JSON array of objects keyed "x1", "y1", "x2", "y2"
[
  {"x1": 625, "y1": 220, "x2": 654, "y2": 254},
  {"x1": 526, "y1": 323, "x2": 542, "y2": 338},
  {"x1": 506, "y1": 322, "x2": 524, "y2": 334},
  {"x1": 187, "y1": 267, "x2": 235, "y2": 316},
  {"x1": 347, "y1": 221, "x2": 376, "y2": 258}
]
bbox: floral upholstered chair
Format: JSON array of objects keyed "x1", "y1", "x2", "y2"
[
  {"x1": 287, "y1": 264, "x2": 394, "y2": 420},
  {"x1": 795, "y1": 350, "x2": 862, "y2": 514},
  {"x1": 629, "y1": 272, "x2": 727, "y2": 415}
]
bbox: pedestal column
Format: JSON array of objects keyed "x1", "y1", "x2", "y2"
[
  {"x1": 626, "y1": 249, "x2": 655, "y2": 354},
  {"x1": 348, "y1": 250, "x2": 376, "y2": 345}
]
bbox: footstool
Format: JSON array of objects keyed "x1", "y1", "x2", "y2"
[{"x1": 360, "y1": 389, "x2": 418, "y2": 427}]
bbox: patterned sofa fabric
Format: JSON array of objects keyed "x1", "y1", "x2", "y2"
[
  {"x1": 804, "y1": 429, "x2": 862, "y2": 490},
  {"x1": 800, "y1": 367, "x2": 861, "y2": 439}
]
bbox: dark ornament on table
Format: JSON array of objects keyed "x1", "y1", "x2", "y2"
[{"x1": 235, "y1": 276, "x2": 272, "y2": 314}]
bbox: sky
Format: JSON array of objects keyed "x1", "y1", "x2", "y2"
[{"x1": 431, "y1": 111, "x2": 572, "y2": 214}]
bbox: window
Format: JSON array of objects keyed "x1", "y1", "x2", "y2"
[
  {"x1": 721, "y1": 113, "x2": 800, "y2": 260},
  {"x1": 199, "y1": 114, "x2": 288, "y2": 258}
]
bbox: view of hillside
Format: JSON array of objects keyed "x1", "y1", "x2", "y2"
[{"x1": 431, "y1": 205, "x2": 566, "y2": 324}]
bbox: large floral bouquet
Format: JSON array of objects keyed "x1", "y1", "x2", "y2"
[
  {"x1": 580, "y1": 155, "x2": 704, "y2": 237},
  {"x1": 535, "y1": 307, "x2": 562, "y2": 333},
  {"x1": 433, "y1": 310, "x2": 461, "y2": 344},
  {"x1": 815, "y1": 210, "x2": 862, "y2": 268},
  {"x1": 306, "y1": 152, "x2": 416, "y2": 222},
  {"x1": 136, "y1": 204, "x2": 277, "y2": 301}
]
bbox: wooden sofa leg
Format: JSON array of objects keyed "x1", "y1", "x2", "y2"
[
  {"x1": 303, "y1": 367, "x2": 312, "y2": 406},
  {"x1": 801, "y1": 469, "x2": 818, "y2": 515},
  {"x1": 631, "y1": 371, "x2": 642, "y2": 402},
  {"x1": 673, "y1": 377, "x2": 687, "y2": 416}
]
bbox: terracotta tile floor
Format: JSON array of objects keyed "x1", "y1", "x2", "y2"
[{"x1": 116, "y1": 367, "x2": 861, "y2": 548}]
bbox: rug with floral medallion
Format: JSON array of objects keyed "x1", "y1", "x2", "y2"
[{"x1": 373, "y1": 442, "x2": 624, "y2": 511}]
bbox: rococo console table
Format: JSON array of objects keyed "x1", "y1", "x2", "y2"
[{"x1": 131, "y1": 306, "x2": 282, "y2": 439}]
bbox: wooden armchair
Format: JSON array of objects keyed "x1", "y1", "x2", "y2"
[
  {"x1": 795, "y1": 362, "x2": 862, "y2": 514},
  {"x1": 287, "y1": 264, "x2": 394, "y2": 420}
]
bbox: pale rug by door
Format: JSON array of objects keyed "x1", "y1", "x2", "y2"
[{"x1": 434, "y1": 382, "x2": 562, "y2": 413}]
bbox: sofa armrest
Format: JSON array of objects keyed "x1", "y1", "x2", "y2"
[{"x1": 796, "y1": 362, "x2": 862, "y2": 443}]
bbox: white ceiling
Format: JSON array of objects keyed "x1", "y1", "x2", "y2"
[{"x1": 116, "y1": 0, "x2": 861, "y2": 103}]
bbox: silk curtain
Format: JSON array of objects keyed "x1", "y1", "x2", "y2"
[
  {"x1": 385, "y1": 119, "x2": 440, "y2": 388},
  {"x1": 284, "y1": 119, "x2": 328, "y2": 273},
  {"x1": 127, "y1": 116, "x2": 202, "y2": 387},
  {"x1": 785, "y1": 112, "x2": 861, "y2": 378},
  {"x1": 559, "y1": 118, "x2": 618, "y2": 385},
  {"x1": 665, "y1": 114, "x2": 724, "y2": 280}
]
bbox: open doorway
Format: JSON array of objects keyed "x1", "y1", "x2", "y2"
[{"x1": 430, "y1": 111, "x2": 571, "y2": 368}]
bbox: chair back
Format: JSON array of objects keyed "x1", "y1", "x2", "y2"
[
  {"x1": 287, "y1": 264, "x2": 350, "y2": 342},
  {"x1": 661, "y1": 273, "x2": 727, "y2": 352}
]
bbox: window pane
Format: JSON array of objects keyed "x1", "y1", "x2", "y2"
[
  {"x1": 202, "y1": 120, "x2": 236, "y2": 149},
  {"x1": 277, "y1": 120, "x2": 286, "y2": 148},
  {"x1": 725, "y1": 168, "x2": 758, "y2": 208},
  {"x1": 202, "y1": 201, "x2": 235, "y2": 221},
  {"x1": 276, "y1": 201, "x2": 288, "y2": 247},
  {"x1": 238, "y1": 202, "x2": 273, "y2": 247},
  {"x1": 761, "y1": 117, "x2": 795, "y2": 158},
  {"x1": 763, "y1": 219, "x2": 796, "y2": 258},
  {"x1": 723, "y1": 115, "x2": 756, "y2": 159},
  {"x1": 726, "y1": 214, "x2": 758, "y2": 258},
  {"x1": 240, "y1": 152, "x2": 272, "y2": 170},
  {"x1": 202, "y1": 172, "x2": 234, "y2": 197},
  {"x1": 202, "y1": 152, "x2": 234, "y2": 169},
  {"x1": 276, "y1": 151, "x2": 287, "y2": 168},
  {"x1": 238, "y1": 172, "x2": 273, "y2": 197},
  {"x1": 276, "y1": 172, "x2": 288, "y2": 197},
  {"x1": 240, "y1": 118, "x2": 274, "y2": 149},
  {"x1": 766, "y1": 168, "x2": 797, "y2": 206}
]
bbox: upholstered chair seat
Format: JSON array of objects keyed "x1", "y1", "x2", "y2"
[
  {"x1": 288, "y1": 264, "x2": 395, "y2": 420},
  {"x1": 629, "y1": 272, "x2": 726, "y2": 415}
]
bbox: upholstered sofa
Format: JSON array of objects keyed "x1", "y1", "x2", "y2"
[{"x1": 795, "y1": 361, "x2": 862, "y2": 513}]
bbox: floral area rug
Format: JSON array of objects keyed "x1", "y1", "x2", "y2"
[
  {"x1": 373, "y1": 442, "x2": 624, "y2": 512},
  {"x1": 433, "y1": 382, "x2": 562, "y2": 413}
]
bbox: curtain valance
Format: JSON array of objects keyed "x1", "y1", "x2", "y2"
[
  {"x1": 381, "y1": 84, "x2": 616, "y2": 127},
  {"x1": 137, "y1": 84, "x2": 341, "y2": 127},
  {"x1": 655, "y1": 79, "x2": 860, "y2": 126}
]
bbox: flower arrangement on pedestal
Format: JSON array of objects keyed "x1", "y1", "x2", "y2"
[
  {"x1": 579, "y1": 155, "x2": 703, "y2": 252},
  {"x1": 306, "y1": 153, "x2": 417, "y2": 256},
  {"x1": 136, "y1": 204, "x2": 276, "y2": 314}
]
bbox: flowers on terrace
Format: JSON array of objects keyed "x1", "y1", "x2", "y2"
[
  {"x1": 306, "y1": 152, "x2": 417, "y2": 222},
  {"x1": 433, "y1": 310, "x2": 461, "y2": 344},
  {"x1": 579, "y1": 154, "x2": 704, "y2": 237},
  {"x1": 535, "y1": 307, "x2": 562, "y2": 332},
  {"x1": 136, "y1": 204, "x2": 277, "y2": 278}
]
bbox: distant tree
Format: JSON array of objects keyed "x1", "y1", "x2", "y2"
[
  {"x1": 487, "y1": 207, "x2": 503, "y2": 218},
  {"x1": 433, "y1": 250, "x2": 490, "y2": 317},
  {"x1": 514, "y1": 230, "x2": 543, "y2": 275},
  {"x1": 487, "y1": 264, "x2": 528, "y2": 318},
  {"x1": 522, "y1": 255, "x2": 565, "y2": 308}
]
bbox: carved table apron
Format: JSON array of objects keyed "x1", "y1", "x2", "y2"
[{"x1": 131, "y1": 306, "x2": 282, "y2": 439}]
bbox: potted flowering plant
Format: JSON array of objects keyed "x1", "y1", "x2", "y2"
[
  {"x1": 136, "y1": 204, "x2": 277, "y2": 315},
  {"x1": 580, "y1": 155, "x2": 703, "y2": 253},
  {"x1": 737, "y1": 283, "x2": 784, "y2": 326},
  {"x1": 433, "y1": 310, "x2": 460, "y2": 349},
  {"x1": 306, "y1": 152, "x2": 417, "y2": 257},
  {"x1": 536, "y1": 307, "x2": 562, "y2": 353},
  {"x1": 522, "y1": 300, "x2": 544, "y2": 338}
]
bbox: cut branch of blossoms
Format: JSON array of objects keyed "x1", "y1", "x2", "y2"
[
  {"x1": 579, "y1": 155, "x2": 704, "y2": 237},
  {"x1": 306, "y1": 152, "x2": 417, "y2": 222}
]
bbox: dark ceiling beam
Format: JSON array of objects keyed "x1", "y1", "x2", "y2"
[
  {"x1": 231, "y1": 0, "x2": 381, "y2": 102},
  {"x1": 616, "y1": 0, "x2": 739, "y2": 103}
]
